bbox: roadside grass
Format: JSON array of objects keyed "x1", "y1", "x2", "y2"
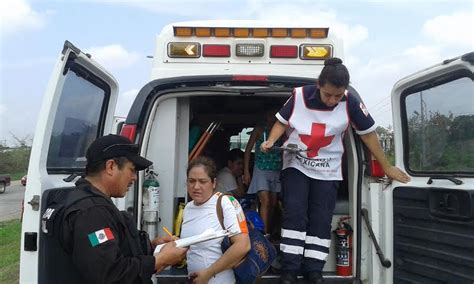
[
  {"x1": 0, "y1": 219, "x2": 21, "y2": 284},
  {"x1": 8, "y1": 172, "x2": 26, "y2": 181}
]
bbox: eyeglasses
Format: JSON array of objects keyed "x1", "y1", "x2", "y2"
[{"x1": 101, "y1": 143, "x2": 139, "y2": 153}]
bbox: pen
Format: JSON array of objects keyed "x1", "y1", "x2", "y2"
[{"x1": 162, "y1": 226, "x2": 173, "y2": 237}]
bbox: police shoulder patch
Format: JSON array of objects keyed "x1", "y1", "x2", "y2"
[{"x1": 88, "y1": 227, "x2": 115, "y2": 247}]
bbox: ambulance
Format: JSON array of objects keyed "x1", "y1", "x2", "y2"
[{"x1": 19, "y1": 20, "x2": 474, "y2": 283}]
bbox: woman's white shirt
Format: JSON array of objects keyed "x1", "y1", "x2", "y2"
[{"x1": 181, "y1": 192, "x2": 248, "y2": 284}]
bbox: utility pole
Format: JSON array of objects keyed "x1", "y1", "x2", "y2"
[{"x1": 420, "y1": 92, "x2": 426, "y2": 168}]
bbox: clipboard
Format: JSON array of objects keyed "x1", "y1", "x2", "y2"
[{"x1": 153, "y1": 228, "x2": 232, "y2": 254}]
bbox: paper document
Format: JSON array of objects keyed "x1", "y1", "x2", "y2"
[{"x1": 153, "y1": 228, "x2": 231, "y2": 254}]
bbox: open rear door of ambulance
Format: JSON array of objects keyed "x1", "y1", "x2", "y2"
[
  {"x1": 19, "y1": 41, "x2": 119, "y2": 284},
  {"x1": 391, "y1": 52, "x2": 474, "y2": 283}
]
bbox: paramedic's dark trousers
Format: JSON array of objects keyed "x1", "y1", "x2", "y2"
[{"x1": 280, "y1": 168, "x2": 338, "y2": 272}]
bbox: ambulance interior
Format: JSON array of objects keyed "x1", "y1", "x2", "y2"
[{"x1": 141, "y1": 91, "x2": 357, "y2": 276}]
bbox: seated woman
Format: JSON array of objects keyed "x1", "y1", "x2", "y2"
[
  {"x1": 181, "y1": 156, "x2": 251, "y2": 284},
  {"x1": 216, "y1": 148, "x2": 246, "y2": 197}
]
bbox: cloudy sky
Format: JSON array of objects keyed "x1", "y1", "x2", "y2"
[{"x1": 0, "y1": 0, "x2": 472, "y2": 146}]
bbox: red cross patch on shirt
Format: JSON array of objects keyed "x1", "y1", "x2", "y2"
[{"x1": 299, "y1": 123, "x2": 335, "y2": 158}]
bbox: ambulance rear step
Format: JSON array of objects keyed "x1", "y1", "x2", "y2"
[{"x1": 156, "y1": 269, "x2": 354, "y2": 283}]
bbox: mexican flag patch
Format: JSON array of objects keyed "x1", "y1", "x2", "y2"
[{"x1": 88, "y1": 228, "x2": 114, "y2": 247}]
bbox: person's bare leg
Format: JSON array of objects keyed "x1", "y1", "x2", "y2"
[
  {"x1": 258, "y1": 191, "x2": 271, "y2": 234},
  {"x1": 268, "y1": 192, "x2": 278, "y2": 234}
]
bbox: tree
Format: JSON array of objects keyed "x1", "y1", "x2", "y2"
[
  {"x1": 407, "y1": 110, "x2": 474, "y2": 171},
  {"x1": 376, "y1": 125, "x2": 394, "y2": 159},
  {"x1": 0, "y1": 133, "x2": 32, "y2": 175}
]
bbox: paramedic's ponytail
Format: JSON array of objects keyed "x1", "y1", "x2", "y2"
[{"x1": 318, "y1": 57, "x2": 350, "y2": 88}]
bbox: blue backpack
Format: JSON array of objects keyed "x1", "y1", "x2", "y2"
[{"x1": 216, "y1": 194, "x2": 277, "y2": 284}]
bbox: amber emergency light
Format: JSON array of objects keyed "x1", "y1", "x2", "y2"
[
  {"x1": 215, "y1": 28, "x2": 231, "y2": 37},
  {"x1": 300, "y1": 45, "x2": 332, "y2": 60},
  {"x1": 195, "y1": 28, "x2": 211, "y2": 37},
  {"x1": 173, "y1": 27, "x2": 328, "y2": 38},
  {"x1": 168, "y1": 42, "x2": 200, "y2": 58}
]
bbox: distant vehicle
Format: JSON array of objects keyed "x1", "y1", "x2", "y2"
[
  {"x1": 0, "y1": 174, "x2": 11, "y2": 193},
  {"x1": 21, "y1": 175, "x2": 27, "y2": 186}
]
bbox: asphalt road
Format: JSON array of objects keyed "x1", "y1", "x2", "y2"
[{"x1": 0, "y1": 180, "x2": 25, "y2": 221}]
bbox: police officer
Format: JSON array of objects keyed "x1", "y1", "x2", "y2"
[
  {"x1": 261, "y1": 58, "x2": 410, "y2": 284},
  {"x1": 54, "y1": 134, "x2": 187, "y2": 283}
]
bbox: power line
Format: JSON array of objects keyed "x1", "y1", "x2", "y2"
[
  {"x1": 370, "y1": 104, "x2": 392, "y2": 116},
  {"x1": 368, "y1": 94, "x2": 391, "y2": 111}
]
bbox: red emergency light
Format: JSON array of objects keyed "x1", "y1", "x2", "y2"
[
  {"x1": 120, "y1": 124, "x2": 137, "y2": 142},
  {"x1": 202, "y1": 44, "x2": 231, "y2": 57},
  {"x1": 270, "y1": 45, "x2": 298, "y2": 58},
  {"x1": 370, "y1": 159, "x2": 385, "y2": 177}
]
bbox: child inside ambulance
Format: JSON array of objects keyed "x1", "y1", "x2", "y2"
[{"x1": 243, "y1": 108, "x2": 283, "y2": 235}]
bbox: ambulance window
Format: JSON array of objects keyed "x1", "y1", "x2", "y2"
[
  {"x1": 229, "y1": 128, "x2": 253, "y2": 151},
  {"x1": 46, "y1": 67, "x2": 109, "y2": 172},
  {"x1": 404, "y1": 75, "x2": 474, "y2": 173}
]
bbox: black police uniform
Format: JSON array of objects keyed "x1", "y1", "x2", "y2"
[{"x1": 51, "y1": 178, "x2": 155, "y2": 284}]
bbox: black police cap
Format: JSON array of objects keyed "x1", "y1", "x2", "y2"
[{"x1": 86, "y1": 135, "x2": 152, "y2": 171}]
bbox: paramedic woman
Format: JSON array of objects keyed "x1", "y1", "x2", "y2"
[{"x1": 261, "y1": 58, "x2": 410, "y2": 284}]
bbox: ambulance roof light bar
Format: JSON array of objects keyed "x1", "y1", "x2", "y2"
[{"x1": 174, "y1": 27, "x2": 329, "y2": 38}]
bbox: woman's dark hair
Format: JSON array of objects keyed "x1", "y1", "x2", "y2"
[
  {"x1": 187, "y1": 156, "x2": 218, "y2": 180},
  {"x1": 318, "y1": 57, "x2": 350, "y2": 88}
]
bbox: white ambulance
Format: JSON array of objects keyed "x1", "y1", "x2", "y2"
[{"x1": 19, "y1": 20, "x2": 474, "y2": 283}]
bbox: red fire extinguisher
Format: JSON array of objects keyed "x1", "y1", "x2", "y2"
[{"x1": 334, "y1": 216, "x2": 353, "y2": 276}]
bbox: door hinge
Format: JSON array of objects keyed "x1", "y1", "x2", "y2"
[{"x1": 28, "y1": 195, "x2": 40, "y2": 211}]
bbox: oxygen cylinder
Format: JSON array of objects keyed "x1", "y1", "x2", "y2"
[
  {"x1": 143, "y1": 169, "x2": 160, "y2": 238},
  {"x1": 334, "y1": 216, "x2": 353, "y2": 276}
]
